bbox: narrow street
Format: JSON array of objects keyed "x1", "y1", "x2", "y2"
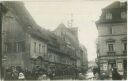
[
  {"x1": 0, "y1": 1, "x2": 127, "y2": 81},
  {"x1": 85, "y1": 68, "x2": 95, "y2": 80}
]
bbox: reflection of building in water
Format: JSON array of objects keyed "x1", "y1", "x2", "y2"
[{"x1": 96, "y1": 1, "x2": 127, "y2": 78}]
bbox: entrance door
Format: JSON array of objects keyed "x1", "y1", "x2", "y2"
[
  {"x1": 108, "y1": 60, "x2": 116, "y2": 70},
  {"x1": 108, "y1": 60, "x2": 116, "y2": 77}
]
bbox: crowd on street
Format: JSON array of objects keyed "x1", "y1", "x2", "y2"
[
  {"x1": 1, "y1": 65, "x2": 126, "y2": 80},
  {"x1": 1, "y1": 65, "x2": 87, "y2": 80}
]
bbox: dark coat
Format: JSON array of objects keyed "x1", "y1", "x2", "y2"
[{"x1": 112, "y1": 69, "x2": 122, "y2": 80}]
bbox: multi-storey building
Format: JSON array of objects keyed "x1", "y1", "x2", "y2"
[
  {"x1": 53, "y1": 23, "x2": 85, "y2": 69},
  {"x1": 80, "y1": 44, "x2": 88, "y2": 72},
  {"x1": 1, "y1": 1, "x2": 87, "y2": 74},
  {"x1": 96, "y1": 1, "x2": 127, "y2": 78},
  {"x1": 1, "y1": 1, "x2": 49, "y2": 70}
]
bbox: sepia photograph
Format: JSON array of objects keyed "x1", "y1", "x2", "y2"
[{"x1": 0, "y1": 0, "x2": 127, "y2": 80}]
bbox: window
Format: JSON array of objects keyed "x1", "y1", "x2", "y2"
[
  {"x1": 109, "y1": 26, "x2": 112, "y2": 34},
  {"x1": 108, "y1": 44, "x2": 114, "y2": 51},
  {"x1": 123, "y1": 43, "x2": 127, "y2": 51},
  {"x1": 39, "y1": 44, "x2": 41, "y2": 53},
  {"x1": 16, "y1": 42, "x2": 20, "y2": 52},
  {"x1": 34, "y1": 42, "x2": 36, "y2": 53},
  {"x1": 42, "y1": 44, "x2": 45, "y2": 54},
  {"x1": 16, "y1": 43, "x2": 19, "y2": 52},
  {"x1": 21, "y1": 41, "x2": 25, "y2": 52},
  {"x1": 106, "y1": 13, "x2": 112, "y2": 20},
  {"x1": 121, "y1": 12, "x2": 126, "y2": 19},
  {"x1": 120, "y1": 3, "x2": 125, "y2": 7},
  {"x1": 4, "y1": 43, "x2": 8, "y2": 52}
]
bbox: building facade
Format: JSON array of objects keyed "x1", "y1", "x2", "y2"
[
  {"x1": 1, "y1": 1, "x2": 87, "y2": 75},
  {"x1": 80, "y1": 45, "x2": 88, "y2": 71},
  {"x1": 53, "y1": 23, "x2": 86, "y2": 69},
  {"x1": 96, "y1": 1, "x2": 127, "y2": 78}
]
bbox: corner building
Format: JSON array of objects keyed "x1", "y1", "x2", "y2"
[{"x1": 96, "y1": 1, "x2": 127, "y2": 78}]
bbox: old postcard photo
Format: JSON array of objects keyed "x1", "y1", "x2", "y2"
[{"x1": 0, "y1": 0, "x2": 127, "y2": 80}]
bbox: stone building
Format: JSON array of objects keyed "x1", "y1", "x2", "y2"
[
  {"x1": 1, "y1": 1, "x2": 49, "y2": 69},
  {"x1": 53, "y1": 23, "x2": 85, "y2": 69},
  {"x1": 80, "y1": 44, "x2": 88, "y2": 71},
  {"x1": 96, "y1": 1, "x2": 127, "y2": 78},
  {"x1": 1, "y1": 1, "x2": 87, "y2": 74}
]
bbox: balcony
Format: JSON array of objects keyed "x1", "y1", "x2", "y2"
[{"x1": 107, "y1": 51, "x2": 115, "y2": 56}]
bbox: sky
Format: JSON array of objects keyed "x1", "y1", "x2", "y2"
[{"x1": 24, "y1": 0, "x2": 126, "y2": 61}]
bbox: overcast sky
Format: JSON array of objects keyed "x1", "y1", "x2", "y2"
[{"x1": 24, "y1": 0, "x2": 126, "y2": 61}]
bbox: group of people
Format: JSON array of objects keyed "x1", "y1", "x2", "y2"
[
  {"x1": 93, "y1": 67, "x2": 124, "y2": 80},
  {"x1": 3, "y1": 66, "x2": 54, "y2": 80},
  {"x1": 2, "y1": 65, "x2": 83, "y2": 80},
  {"x1": 3, "y1": 66, "x2": 25, "y2": 80}
]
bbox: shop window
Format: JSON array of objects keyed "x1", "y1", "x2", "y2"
[
  {"x1": 103, "y1": 63, "x2": 108, "y2": 70},
  {"x1": 117, "y1": 63, "x2": 123, "y2": 71}
]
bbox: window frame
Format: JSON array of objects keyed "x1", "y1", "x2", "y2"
[
  {"x1": 109, "y1": 26, "x2": 112, "y2": 34},
  {"x1": 106, "y1": 12, "x2": 112, "y2": 20},
  {"x1": 39, "y1": 44, "x2": 41, "y2": 53},
  {"x1": 34, "y1": 42, "x2": 36, "y2": 53},
  {"x1": 108, "y1": 44, "x2": 114, "y2": 52},
  {"x1": 123, "y1": 42, "x2": 127, "y2": 51},
  {"x1": 121, "y1": 12, "x2": 126, "y2": 19}
]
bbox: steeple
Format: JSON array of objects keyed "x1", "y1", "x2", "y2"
[{"x1": 67, "y1": 13, "x2": 74, "y2": 28}]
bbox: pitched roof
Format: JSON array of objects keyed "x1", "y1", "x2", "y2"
[
  {"x1": 54, "y1": 23, "x2": 80, "y2": 48},
  {"x1": 2, "y1": 1, "x2": 54, "y2": 41},
  {"x1": 2, "y1": 1, "x2": 80, "y2": 49},
  {"x1": 96, "y1": 1, "x2": 127, "y2": 24},
  {"x1": 2, "y1": 1, "x2": 37, "y2": 28},
  {"x1": 103, "y1": 1, "x2": 127, "y2": 10}
]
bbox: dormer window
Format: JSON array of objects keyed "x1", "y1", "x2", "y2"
[
  {"x1": 120, "y1": 3, "x2": 125, "y2": 7},
  {"x1": 121, "y1": 12, "x2": 126, "y2": 19},
  {"x1": 106, "y1": 12, "x2": 112, "y2": 20}
]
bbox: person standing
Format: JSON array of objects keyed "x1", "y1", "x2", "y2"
[
  {"x1": 112, "y1": 67, "x2": 122, "y2": 80},
  {"x1": 18, "y1": 72, "x2": 25, "y2": 80},
  {"x1": 38, "y1": 73, "x2": 50, "y2": 80}
]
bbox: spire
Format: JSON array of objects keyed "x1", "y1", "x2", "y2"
[{"x1": 67, "y1": 13, "x2": 74, "y2": 28}]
